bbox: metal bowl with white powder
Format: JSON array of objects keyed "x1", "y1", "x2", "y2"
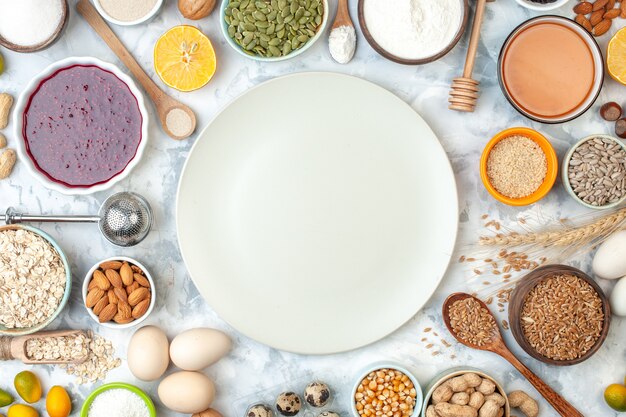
[{"x1": 358, "y1": 0, "x2": 468, "y2": 65}]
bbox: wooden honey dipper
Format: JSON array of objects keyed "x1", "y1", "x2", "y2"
[{"x1": 449, "y1": 0, "x2": 494, "y2": 112}]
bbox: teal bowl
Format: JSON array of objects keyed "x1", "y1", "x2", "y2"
[
  {"x1": 81, "y1": 383, "x2": 157, "y2": 417},
  {"x1": 0, "y1": 224, "x2": 71, "y2": 336},
  {"x1": 220, "y1": 0, "x2": 329, "y2": 62}
]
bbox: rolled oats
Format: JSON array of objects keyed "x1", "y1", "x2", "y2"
[
  {"x1": 60, "y1": 333, "x2": 121, "y2": 384},
  {"x1": 0, "y1": 229, "x2": 67, "y2": 328},
  {"x1": 26, "y1": 332, "x2": 90, "y2": 362}
]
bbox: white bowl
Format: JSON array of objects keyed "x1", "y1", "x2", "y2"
[
  {"x1": 350, "y1": 362, "x2": 422, "y2": 417},
  {"x1": 13, "y1": 57, "x2": 149, "y2": 195},
  {"x1": 514, "y1": 0, "x2": 571, "y2": 10},
  {"x1": 82, "y1": 256, "x2": 155, "y2": 329},
  {"x1": 93, "y1": 0, "x2": 164, "y2": 26}
]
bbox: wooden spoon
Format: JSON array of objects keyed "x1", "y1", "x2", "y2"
[
  {"x1": 0, "y1": 329, "x2": 90, "y2": 365},
  {"x1": 442, "y1": 293, "x2": 584, "y2": 417},
  {"x1": 330, "y1": 0, "x2": 355, "y2": 63},
  {"x1": 77, "y1": 0, "x2": 196, "y2": 140}
]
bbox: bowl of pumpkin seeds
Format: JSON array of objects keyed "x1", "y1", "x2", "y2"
[{"x1": 221, "y1": 0, "x2": 328, "y2": 61}]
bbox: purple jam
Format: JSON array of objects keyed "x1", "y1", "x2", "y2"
[{"x1": 23, "y1": 65, "x2": 143, "y2": 187}]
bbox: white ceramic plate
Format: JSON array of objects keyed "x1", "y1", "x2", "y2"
[
  {"x1": 514, "y1": 0, "x2": 570, "y2": 10},
  {"x1": 176, "y1": 73, "x2": 458, "y2": 354},
  {"x1": 13, "y1": 57, "x2": 149, "y2": 195}
]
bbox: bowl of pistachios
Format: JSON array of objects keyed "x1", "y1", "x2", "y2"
[{"x1": 220, "y1": 0, "x2": 329, "y2": 61}]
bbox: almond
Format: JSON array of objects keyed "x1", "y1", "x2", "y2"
[
  {"x1": 126, "y1": 282, "x2": 140, "y2": 295},
  {"x1": 131, "y1": 265, "x2": 144, "y2": 274},
  {"x1": 92, "y1": 269, "x2": 111, "y2": 290},
  {"x1": 128, "y1": 287, "x2": 150, "y2": 307},
  {"x1": 604, "y1": 7, "x2": 621, "y2": 18},
  {"x1": 608, "y1": 0, "x2": 616, "y2": 9},
  {"x1": 132, "y1": 298, "x2": 150, "y2": 319},
  {"x1": 92, "y1": 296, "x2": 109, "y2": 316},
  {"x1": 621, "y1": 0, "x2": 626, "y2": 18},
  {"x1": 105, "y1": 269, "x2": 123, "y2": 288},
  {"x1": 113, "y1": 312, "x2": 135, "y2": 324},
  {"x1": 98, "y1": 303, "x2": 118, "y2": 323},
  {"x1": 574, "y1": 1, "x2": 593, "y2": 13},
  {"x1": 108, "y1": 289, "x2": 118, "y2": 304},
  {"x1": 114, "y1": 287, "x2": 128, "y2": 303},
  {"x1": 120, "y1": 262, "x2": 134, "y2": 286},
  {"x1": 86, "y1": 287, "x2": 105, "y2": 308},
  {"x1": 133, "y1": 273, "x2": 150, "y2": 288},
  {"x1": 593, "y1": 18, "x2": 612, "y2": 36},
  {"x1": 88, "y1": 278, "x2": 98, "y2": 291},
  {"x1": 100, "y1": 261, "x2": 123, "y2": 270},
  {"x1": 117, "y1": 301, "x2": 132, "y2": 319},
  {"x1": 590, "y1": 9, "x2": 605, "y2": 25},
  {"x1": 593, "y1": 0, "x2": 609, "y2": 10},
  {"x1": 575, "y1": 14, "x2": 593, "y2": 32}
]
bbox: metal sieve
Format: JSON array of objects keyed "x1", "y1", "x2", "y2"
[{"x1": 4, "y1": 192, "x2": 153, "y2": 247}]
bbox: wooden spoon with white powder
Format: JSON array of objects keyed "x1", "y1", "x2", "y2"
[{"x1": 77, "y1": 0, "x2": 197, "y2": 140}]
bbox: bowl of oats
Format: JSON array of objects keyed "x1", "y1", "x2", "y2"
[{"x1": 0, "y1": 225, "x2": 71, "y2": 336}]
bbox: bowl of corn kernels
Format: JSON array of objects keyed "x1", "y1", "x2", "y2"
[{"x1": 351, "y1": 362, "x2": 422, "y2": 417}]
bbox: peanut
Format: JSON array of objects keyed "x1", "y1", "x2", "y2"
[
  {"x1": 0, "y1": 93, "x2": 12, "y2": 129},
  {"x1": 0, "y1": 132, "x2": 6, "y2": 148},
  {"x1": 0, "y1": 148, "x2": 15, "y2": 179},
  {"x1": 450, "y1": 392, "x2": 470, "y2": 405},
  {"x1": 478, "y1": 400, "x2": 500, "y2": 417},
  {"x1": 432, "y1": 384, "x2": 453, "y2": 404},
  {"x1": 483, "y1": 393, "x2": 505, "y2": 408},
  {"x1": 448, "y1": 373, "x2": 482, "y2": 392},
  {"x1": 469, "y1": 392, "x2": 485, "y2": 409},
  {"x1": 435, "y1": 402, "x2": 477, "y2": 417},
  {"x1": 476, "y1": 378, "x2": 496, "y2": 395},
  {"x1": 508, "y1": 391, "x2": 539, "y2": 417}
]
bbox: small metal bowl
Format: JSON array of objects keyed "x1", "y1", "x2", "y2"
[
  {"x1": 82, "y1": 256, "x2": 155, "y2": 329},
  {"x1": 508, "y1": 264, "x2": 611, "y2": 366},
  {"x1": 358, "y1": 0, "x2": 468, "y2": 65},
  {"x1": 351, "y1": 361, "x2": 422, "y2": 417},
  {"x1": 0, "y1": 0, "x2": 69, "y2": 53},
  {"x1": 220, "y1": 0, "x2": 329, "y2": 62},
  {"x1": 0, "y1": 224, "x2": 72, "y2": 336},
  {"x1": 562, "y1": 134, "x2": 626, "y2": 210},
  {"x1": 81, "y1": 383, "x2": 157, "y2": 417},
  {"x1": 421, "y1": 367, "x2": 510, "y2": 417}
]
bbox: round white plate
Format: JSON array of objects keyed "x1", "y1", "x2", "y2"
[{"x1": 177, "y1": 73, "x2": 458, "y2": 354}]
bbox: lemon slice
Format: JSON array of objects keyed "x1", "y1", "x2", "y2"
[
  {"x1": 154, "y1": 25, "x2": 217, "y2": 92},
  {"x1": 608, "y1": 27, "x2": 626, "y2": 86}
]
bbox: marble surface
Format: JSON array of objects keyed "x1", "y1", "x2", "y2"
[{"x1": 0, "y1": 0, "x2": 624, "y2": 416}]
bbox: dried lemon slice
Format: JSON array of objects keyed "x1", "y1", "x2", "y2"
[
  {"x1": 608, "y1": 27, "x2": 626, "y2": 86},
  {"x1": 154, "y1": 25, "x2": 217, "y2": 92}
]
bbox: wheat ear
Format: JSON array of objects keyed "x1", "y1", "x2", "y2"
[{"x1": 479, "y1": 207, "x2": 626, "y2": 246}]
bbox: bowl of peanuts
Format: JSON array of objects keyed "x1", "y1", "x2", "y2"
[
  {"x1": 82, "y1": 256, "x2": 155, "y2": 329},
  {"x1": 351, "y1": 362, "x2": 422, "y2": 417},
  {"x1": 421, "y1": 368, "x2": 510, "y2": 417}
]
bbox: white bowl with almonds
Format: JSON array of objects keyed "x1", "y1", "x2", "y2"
[{"x1": 82, "y1": 257, "x2": 155, "y2": 329}]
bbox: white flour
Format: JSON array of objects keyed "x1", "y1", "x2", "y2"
[
  {"x1": 363, "y1": 0, "x2": 462, "y2": 60},
  {"x1": 0, "y1": 0, "x2": 63, "y2": 47},
  {"x1": 98, "y1": 0, "x2": 158, "y2": 22},
  {"x1": 329, "y1": 25, "x2": 357, "y2": 64},
  {"x1": 88, "y1": 389, "x2": 150, "y2": 417}
]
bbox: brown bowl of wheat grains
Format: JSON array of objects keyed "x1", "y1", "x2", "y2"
[{"x1": 508, "y1": 264, "x2": 611, "y2": 366}]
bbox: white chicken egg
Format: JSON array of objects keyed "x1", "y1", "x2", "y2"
[
  {"x1": 592, "y1": 230, "x2": 626, "y2": 279},
  {"x1": 127, "y1": 325, "x2": 170, "y2": 381},
  {"x1": 169, "y1": 328, "x2": 231, "y2": 371},
  {"x1": 158, "y1": 371, "x2": 216, "y2": 413},
  {"x1": 610, "y1": 276, "x2": 626, "y2": 316}
]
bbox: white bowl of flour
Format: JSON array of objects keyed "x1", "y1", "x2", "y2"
[{"x1": 359, "y1": 0, "x2": 468, "y2": 65}]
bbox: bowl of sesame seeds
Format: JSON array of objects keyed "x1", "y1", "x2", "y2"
[{"x1": 480, "y1": 127, "x2": 558, "y2": 206}]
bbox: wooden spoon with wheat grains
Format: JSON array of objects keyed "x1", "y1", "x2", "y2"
[{"x1": 442, "y1": 293, "x2": 584, "y2": 417}]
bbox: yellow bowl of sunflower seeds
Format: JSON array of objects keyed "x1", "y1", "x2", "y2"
[{"x1": 0, "y1": 224, "x2": 71, "y2": 336}]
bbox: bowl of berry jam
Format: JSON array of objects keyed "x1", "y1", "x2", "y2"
[{"x1": 13, "y1": 57, "x2": 149, "y2": 195}]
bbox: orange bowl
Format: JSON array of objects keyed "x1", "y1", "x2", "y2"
[{"x1": 480, "y1": 127, "x2": 558, "y2": 206}]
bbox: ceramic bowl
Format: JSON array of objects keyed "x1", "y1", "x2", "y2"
[
  {"x1": 508, "y1": 264, "x2": 611, "y2": 366},
  {"x1": 514, "y1": 0, "x2": 571, "y2": 11},
  {"x1": 480, "y1": 127, "x2": 558, "y2": 206},
  {"x1": 81, "y1": 383, "x2": 157, "y2": 417},
  {"x1": 358, "y1": 0, "x2": 468, "y2": 65},
  {"x1": 82, "y1": 256, "x2": 155, "y2": 329},
  {"x1": 351, "y1": 361, "x2": 423, "y2": 417},
  {"x1": 498, "y1": 16, "x2": 603, "y2": 124},
  {"x1": 0, "y1": 0, "x2": 69, "y2": 53},
  {"x1": 12, "y1": 56, "x2": 149, "y2": 195},
  {"x1": 562, "y1": 134, "x2": 626, "y2": 210},
  {"x1": 421, "y1": 367, "x2": 510, "y2": 417},
  {"x1": 219, "y1": 0, "x2": 329, "y2": 62},
  {"x1": 93, "y1": 0, "x2": 164, "y2": 26},
  {"x1": 0, "y1": 224, "x2": 72, "y2": 336}
]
